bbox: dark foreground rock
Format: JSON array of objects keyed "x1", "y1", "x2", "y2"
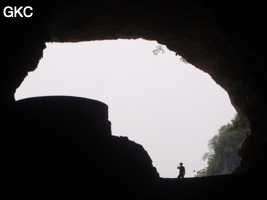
[
  {"x1": 0, "y1": 96, "x2": 159, "y2": 199},
  {"x1": 146, "y1": 174, "x2": 265, "y2": 200}
]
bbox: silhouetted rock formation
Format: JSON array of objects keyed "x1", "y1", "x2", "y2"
[{"x1": 1, "y1": 96, "x2": 159, "y2": 199}]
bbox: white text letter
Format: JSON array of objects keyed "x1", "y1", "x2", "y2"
[
  {"x1": 3, "y1": 6, "x2": 13, "y2": 18},
  {"x1": 23, "y1": 6, "x2": 33, "y2": 18},
  {"x1": 14, "y1": 6, "x2": 23, "y2": 17}
]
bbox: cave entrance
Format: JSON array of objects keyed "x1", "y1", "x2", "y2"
[{"x1": 15, "y1": 39, "x2": 236, "y2": 178}]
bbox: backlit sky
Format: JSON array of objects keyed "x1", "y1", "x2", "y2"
[{"x1": 15, "y1": 39, "x2": 236, "y2": 177}]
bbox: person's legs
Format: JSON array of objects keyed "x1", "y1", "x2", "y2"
[{"x1": 178, "y1": 174, "x2": 184, "y2": 178}]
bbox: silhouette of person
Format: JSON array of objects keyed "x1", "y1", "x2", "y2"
[{"x1": 177, "y1": 162, "x2": 185, "y2": 178}]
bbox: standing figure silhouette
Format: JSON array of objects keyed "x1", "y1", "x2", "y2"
[{"x1": 177, "y1": 162, "x2": 186, "y2": 178}]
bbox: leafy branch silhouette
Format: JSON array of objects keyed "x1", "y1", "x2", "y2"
[{"x1": 153, "y1": 45, "x2": 165, "y2": 55}]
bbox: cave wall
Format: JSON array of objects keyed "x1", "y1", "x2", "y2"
[
  {"x1": 1, "y1": 0, "x2": 267, "y2": 174},
  {"x1": 1, "y1": 0, "x2": 50, "y2": 104}
]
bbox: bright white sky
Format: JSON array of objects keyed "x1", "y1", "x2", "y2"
[{"x1": 15, "y1": 39, "x2": 236, "y2": 178}]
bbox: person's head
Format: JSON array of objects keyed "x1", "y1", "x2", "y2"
[{"x1": 179, "y1": 162, "x2": 183, "y2": 166}]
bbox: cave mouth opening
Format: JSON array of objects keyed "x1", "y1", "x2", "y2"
[{"x1": 15, "y1": 39, "x2": 236, "y2": 178}]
